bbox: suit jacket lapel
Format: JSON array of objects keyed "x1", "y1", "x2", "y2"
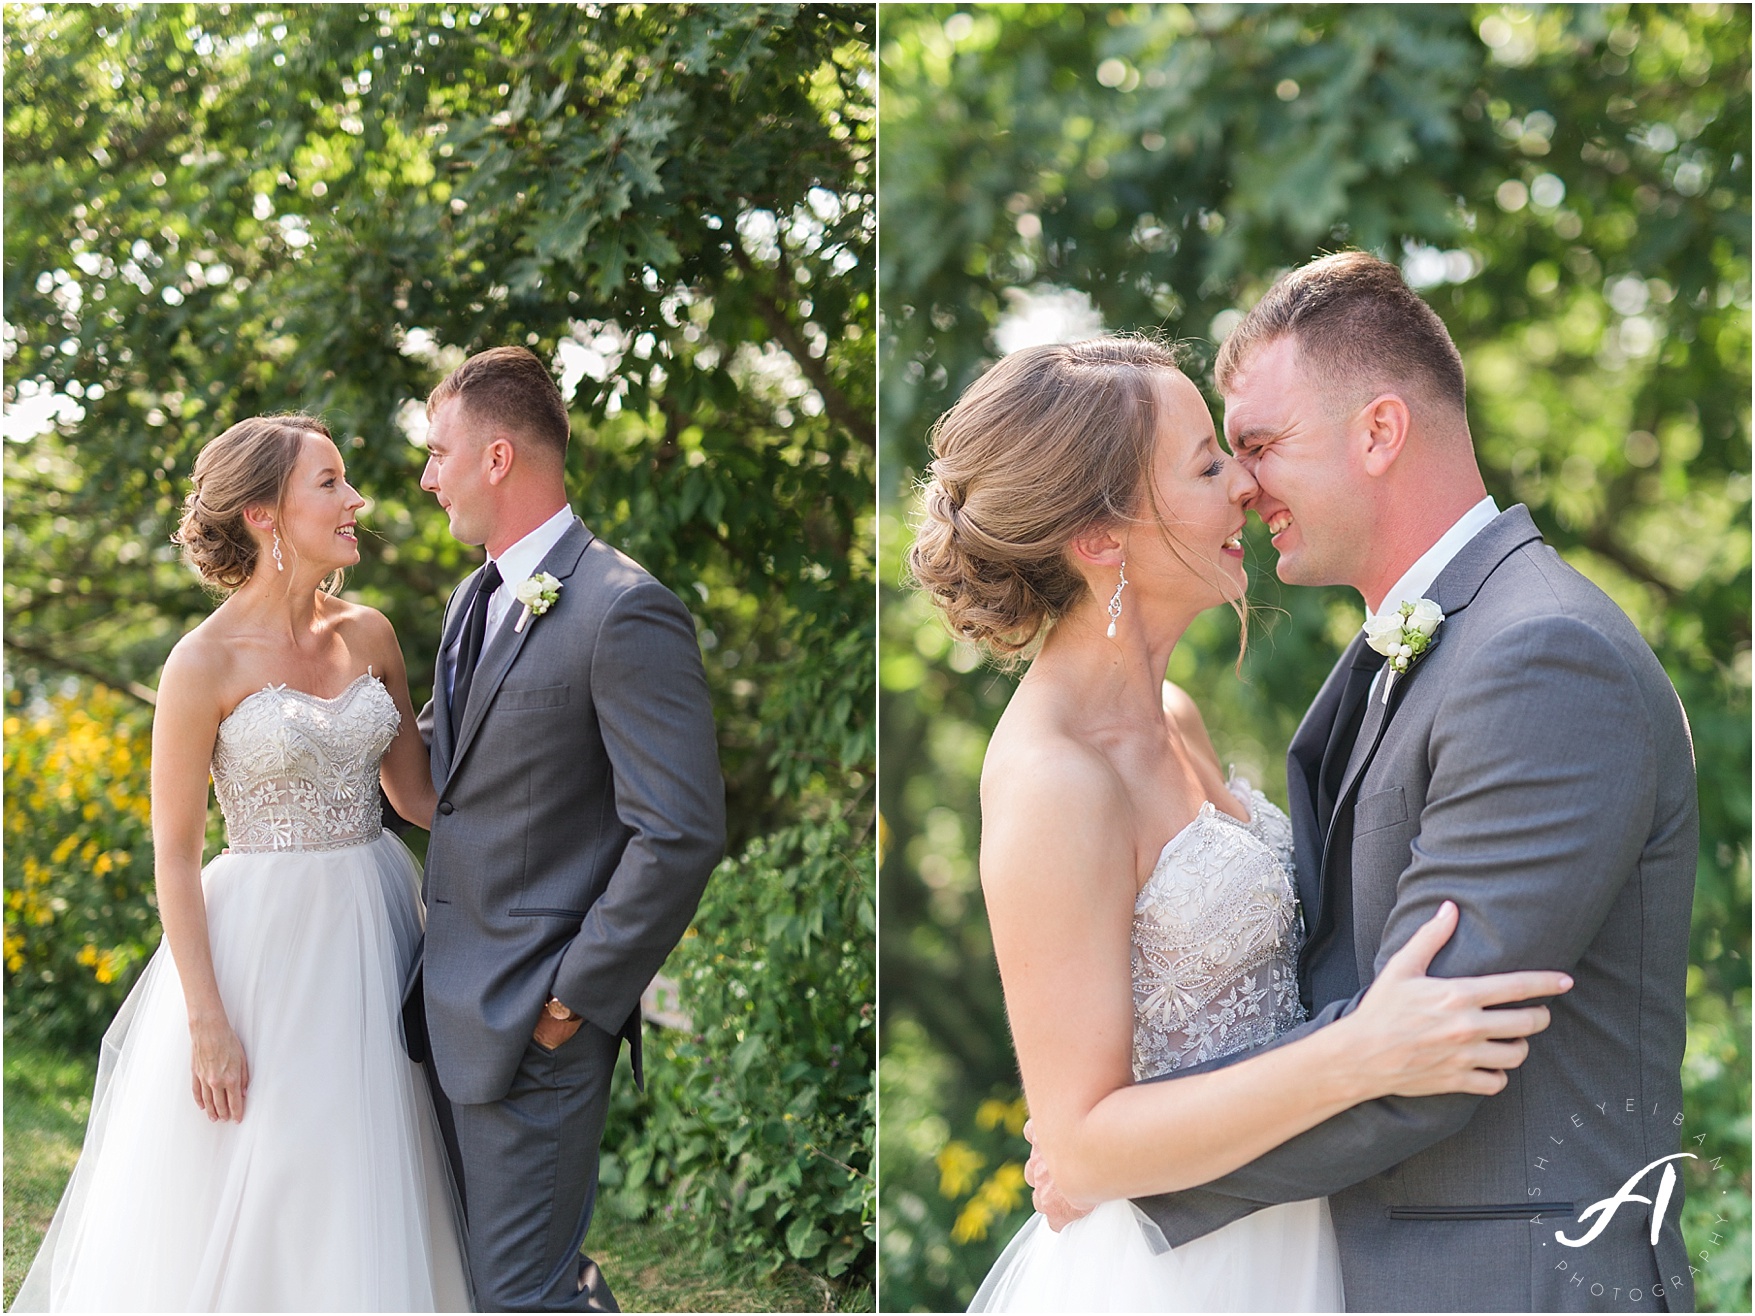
[
  {"x1": 431, "y1": 570, "x2": 480, "y2": 775},
  {"x1": 1286, "y1": 633, "x2": 1372, "y2": 943},
  {"x1": 444, "y1": 518, "x2": 596, "y2": 787},
  {"x1": 1320, "y1": 503, "x2": 1547, "y2": 880}
]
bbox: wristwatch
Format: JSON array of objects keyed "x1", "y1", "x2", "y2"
[{"x1": 545, "y1": 995, "x2": 581, "y2": 1022}]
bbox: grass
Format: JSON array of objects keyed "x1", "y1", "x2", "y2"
[
  {"x1": 4, "y1": 1045, "x2": 95, "y2": 1308},
  {"x1": 589, "y1": 1210, "x2": 872, "y2": 1313},
  {"x1": 3, "y1": 1040, "x2": 870, "y2": 1312}
]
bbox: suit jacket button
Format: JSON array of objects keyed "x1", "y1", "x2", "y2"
[{"x1": 438, "y1": 801, "x2": 454, "y2": 815}]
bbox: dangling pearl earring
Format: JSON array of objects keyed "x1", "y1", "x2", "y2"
[
  {"x1": 1105, "y1": 560, "x2": 1127, "y2": 639},
  {"x1": 272, "y1": 528, "x2": 284, "y2": 572}
]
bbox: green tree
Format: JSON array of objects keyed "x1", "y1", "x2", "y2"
[
  {"x1": 878, "y1": 4, "x2": 1749, "y2": 1309},
  {"x1": 4, "y1": 2, "x2": 874, "y2": 1289}
]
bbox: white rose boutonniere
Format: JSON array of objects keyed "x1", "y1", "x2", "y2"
[
  {"x1": 1364, "y1": 597, "x2": 1445, "y2": 703},
  {"x1": 513, "y1": 572, "x2": 562, "y2": 633}
]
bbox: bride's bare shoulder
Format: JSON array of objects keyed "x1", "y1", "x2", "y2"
[
  {"x1": 982, "y1": 715, "x2": 1111, "y2": 805},
  {"x1": 980, "y1": 702, "x2": 1131, "y2": 899},
  {"x1": 156, "y1": 621, "x2": 242, "y2": 724},
  {"x1": 162, "y1": 615, "x2": 235, "y2": 687},
  {"x1": 324, "y1": 596, "x2": 396, "y2": 647}
]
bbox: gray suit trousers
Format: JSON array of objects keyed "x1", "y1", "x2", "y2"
[{"x1": 452, "y1": 1021, "x2": 621, "y2": 1312}]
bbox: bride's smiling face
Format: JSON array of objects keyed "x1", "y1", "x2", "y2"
[
  {"x1": 262, "y1": 433, "x2": 367, "y2": 576},
  {"x1": 1122, "y1": 371, "x2": 1257, "y2": 613}
]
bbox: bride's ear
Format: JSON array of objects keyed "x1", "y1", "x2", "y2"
[
  {"x1": 1069, "y1": 524, "x2": 1125, "y2": 569},
  {"x1": 242, "y1": 505, "x2": 275, "y2": 534}
]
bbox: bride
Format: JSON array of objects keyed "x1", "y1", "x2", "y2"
[
  {"x1": 14, "y1": 414, "x2": 470, "y2": 1311},
  {"x1": 908, "y1": 338, "x2": 1571, "y2": 1312}
]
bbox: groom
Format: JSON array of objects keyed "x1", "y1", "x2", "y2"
[
  {"x1": 1032, "y1": 254, "x2": 1698, "y2": 1311},
  {"x1": 405, "y1": 346, "x2": 726, "y2": 1310}
]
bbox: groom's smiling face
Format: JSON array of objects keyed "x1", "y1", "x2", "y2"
[{"x1": 1222, "y1": 335, "x2": 1372, "y2": 591}]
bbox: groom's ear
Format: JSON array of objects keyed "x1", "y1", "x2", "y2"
[
  {"x1": 481, "y1": 433, "x2": 518, "y2": 486},
  {"x1": 1358, "y1": 392, "x2": 1412, "y2": 477},
  {"x1": 1069, "y1": 525, "x2": 1124, "y2": 568}
]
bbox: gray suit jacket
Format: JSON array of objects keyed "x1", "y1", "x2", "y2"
[
  {"x1": 408, "y1": 517, "x2": 725, "y2": 1107},
  {"x1": 1136, "y1": 506, "x2": 1698, "y2": 1312}
]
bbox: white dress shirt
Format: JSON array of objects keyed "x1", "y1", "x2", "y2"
[
  {"x1": 1365, "y1": 495, "x2": 1499, "y2": 692},
  {"x1": 446, "y1": 505, "x2": 576, "y2": 699},
  {"x1": 1366, "y1": 495, "x2": 1501, "y2": 624}
]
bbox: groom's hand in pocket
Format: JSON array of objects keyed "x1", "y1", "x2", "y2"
[
  {"x1": 533, "y1": 997, "x2": 584, "y2": 1051},
  {"x1": 1024, "y1": 1119, "x2": 1093, "y2": 1232}
]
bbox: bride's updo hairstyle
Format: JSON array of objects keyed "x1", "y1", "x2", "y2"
[
  {"x1": 173, "y1": 413, "x2": 335, "y2": 592},
  {"x1": 910, "y1": 337, "x2": 1185, "y2": 659}
]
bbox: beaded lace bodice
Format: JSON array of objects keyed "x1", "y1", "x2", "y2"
[
  {"x1": 1131, "y1": 778, "x2": 1306, "y2": 1082},
  {"x1": 211, "y1": 672, "x2": 398, "y2": 853}
]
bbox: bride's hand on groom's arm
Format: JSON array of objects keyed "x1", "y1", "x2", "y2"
[
  {"x1": 1341, "y1": 900, "x2": 1572, "y2": 1100},
  {"x1": 1023, "y1": 1120, "x2": 1093, "y2": 1233}
]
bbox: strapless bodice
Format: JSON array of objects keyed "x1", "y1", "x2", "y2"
[
  {"x1": 210, "y1": 673, "x2": 399, "y2": 854},
  {"x1": 1130, "y1": 777, "x2": 1306, "y2": 1081}
]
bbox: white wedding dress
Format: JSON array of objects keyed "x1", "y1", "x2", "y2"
[
  {"x1": 970, "y1": 778, "x2": 1344, "y2": 1313},
  {"x1": 13, "y1": 673, "x2": 471, "y2": 1312}
]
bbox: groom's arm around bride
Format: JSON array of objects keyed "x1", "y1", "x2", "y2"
[{"x1": 1113, "y1": 254, "x2": 1699, "y2": 1314}]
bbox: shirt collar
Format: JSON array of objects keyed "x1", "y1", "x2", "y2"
[
  {"x1": 1366, "y1": 496, "x2": 1500, "y2": 623},
  {"x1": 488, "y1": 505, "x2": 575, "y2": 595}
]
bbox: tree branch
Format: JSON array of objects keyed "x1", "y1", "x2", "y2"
[
  {"x1": 3, "y1": 636, "x2": 158, "y2": 708},
  {"x1": 730, "y1": 242, "x2": 875, "y2": 452},
  {"x1": 1579, "y1": 530, "x2": 1681, "y2": 606}
]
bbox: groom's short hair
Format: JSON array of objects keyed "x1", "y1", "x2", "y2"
[
  {"x1": 1215, "y1": 251, "x2": 1467, "y2": 417},
  {"x1": 427, "y1": 346, "x2": 571, "y2": 459}
]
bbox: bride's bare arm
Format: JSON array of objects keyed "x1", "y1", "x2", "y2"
[
  {"x1": 355, "y1": 609, "x2": 437, "y2": 827},
  {"x1": 151, "y1": 640, "x2": 250, "y2": 1123},
  {"x1": 982, "y1": 749, "x2": 1570, "y2": 1206}
]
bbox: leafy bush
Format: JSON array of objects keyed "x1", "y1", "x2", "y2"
[
  {"x1": 600, "y1": 816, "x2": 875, "y2": 1285},
  {"x1": 3, "y1": 685, "x2": 160, "y2": 1050},
  {"x1": 1682, "y1": 978, "x2": 1753, "y2": 1311}
]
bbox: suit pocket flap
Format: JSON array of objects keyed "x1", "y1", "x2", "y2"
[
  {"x1": 1388, "y1": 1203, "x2": 1574, "y2": 1220},
  {"x1": 496, "y1": 684, "x2": 570, "y2": 711},
  {"x1": 1354, "y1": 785, "x2": 1407, "y2": 835}
]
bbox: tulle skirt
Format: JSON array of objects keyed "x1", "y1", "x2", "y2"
[
  {"x1": 12, "y1": 831, "x2": 471, "y2": 1312},
  {"x1": 969, "y1": 1196, "x2": 1342, "y2": 1312}
]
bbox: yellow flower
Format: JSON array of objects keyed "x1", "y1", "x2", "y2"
[
  {"x1": 935, "y1": 1140, "x2": 986, "y2": 1198},
  {"x1": 978, "y1": 1162, "x2": 1028, "y2": 1214},
  {"x1": 976, "y1": 1095, "x2": 1029, "y2": 1137},
  {"x1": 950, "y1": 1162, "x2": 1029, "y2": 1246},
  {"x1": 951, "y1": 1196, "x2": 995, "y2": 1244}
]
